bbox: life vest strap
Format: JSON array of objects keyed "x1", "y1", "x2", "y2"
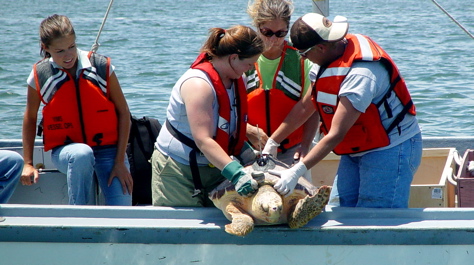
[
  {"x1": 374, "y1": 74, "x2": 411, "y2": 135},
  {"x1": 165, "y1": 119, "x2": 203, "y2": 197},
  {"x1": 386, "y1": 100, "x2": 414, "y2": 135}
]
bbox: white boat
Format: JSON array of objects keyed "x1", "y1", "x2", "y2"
[
  {"x1": 2, "y1": 136, "x2": 474, "y2": 264},
  {"x1": 3, "y1": 1, "x2": 474, "y2": 264}
]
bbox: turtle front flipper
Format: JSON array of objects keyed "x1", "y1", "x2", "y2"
[
  {"x1": 224, "y1": 202, "x2": 255, "y2": 237},
  {"x1": 288, "y1": 185, "x2": 331, "y2": 229}
]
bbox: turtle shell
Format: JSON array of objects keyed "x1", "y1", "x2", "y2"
[
  {"x1": 209, "y1": 156, "x2": 330, "y2": 235},
  {"x1": 209, "y1": 156, "x2": 318, "y2": 201}
]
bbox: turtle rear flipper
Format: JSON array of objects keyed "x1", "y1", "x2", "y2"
[
  {"x1": 224, "y1": 202, "x2": 255, "y2": 237},
  {"x1": 288, "y1": 185, "x2": 331, "y2": 229}
]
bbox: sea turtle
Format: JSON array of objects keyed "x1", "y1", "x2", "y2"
[{"x1": 209, "y1": 156, "x2": 331, "y2": 237}]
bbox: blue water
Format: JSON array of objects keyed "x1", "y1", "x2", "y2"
[{"x1": 0, "y1": 0, "x2": 473, "y2": 139}]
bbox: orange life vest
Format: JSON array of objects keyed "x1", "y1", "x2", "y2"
[
  {"x1": 313, "y1": 34, "x2": 416, "y2": 155},
  {"x1": 34, "y1": 52, "x2": 118, "y2": 151},
  {"x1": 190, "y1": 53, "x2": 248, "y2": 156},
  {"x1": 246, "y1": 42, "x2": 306, "y2": 152}
]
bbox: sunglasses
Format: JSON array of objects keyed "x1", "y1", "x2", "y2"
[
  {"x1": 259, "y1": 28, "x2": 288, "y2": 38},
  {"x1": 298, "y1": 46, "x2": 315, "y2": 57}
]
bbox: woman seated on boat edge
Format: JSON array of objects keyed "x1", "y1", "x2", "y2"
[
  {"x1": 151, "y1": 25, "x2": 265, "y2": 207},
  {"x1": 21, "y1": 14, "x2": 133, "y2": 206}
]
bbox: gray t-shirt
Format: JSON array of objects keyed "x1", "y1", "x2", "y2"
[{"x1": 339, "y1": 61, "x2": 421, "y2": 155}]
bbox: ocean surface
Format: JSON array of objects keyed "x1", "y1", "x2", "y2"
[{"x1": 0, "y1": 0, "x2": 473, "y2": 139}]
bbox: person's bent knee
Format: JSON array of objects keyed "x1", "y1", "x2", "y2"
[
  {"x1": 70, "y1": 143, "x2": 94, "y2": 156},
  {"x1": 9, "y1": 151, "x2": 24, "y2": 173}
]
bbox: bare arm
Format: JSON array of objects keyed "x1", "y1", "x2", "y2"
[
  {"x1": 271, "y1": 88, "x2": 316, "y2": 143},
  {"x1": 181, "y1": 78, "x2": 233, "y2": 170},
  {"x1": 296, "y1": 111, "x2": 320, "y2": 159},
  {"x1": 294, "y1": 59, "x2": 319, "y2": 159},
  {"x1": 301, "y1": 96, "x2": 361, "y2": 169},
  {"x1": 107, "y1": 72, "x2": 133, "y2": 194},
  {"x1": 21, "y1": 85, "x2": 41, "y2": 185},
  {"x1": 246, "y1": 123, "x2": 268, "y2": 151}
]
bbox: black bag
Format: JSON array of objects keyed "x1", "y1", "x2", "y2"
[{"x1": 127, "y1": 116, "x2": 162, "y2": 205}]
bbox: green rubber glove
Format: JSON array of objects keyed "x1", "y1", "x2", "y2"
[
  {"x1": 221, "y1": 161, "x2": 258, "y2": 196},
  {"x1": 238, "y1": 141, "x2": 259, "y2": 165}
]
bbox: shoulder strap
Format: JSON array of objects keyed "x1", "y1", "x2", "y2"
[{"x1": 165, "y1": 119, "x2": 204, "y2": 197}]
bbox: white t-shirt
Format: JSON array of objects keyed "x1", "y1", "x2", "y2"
[{"x1": 156, "y1": 68, "x2": 238, "y2": 165}]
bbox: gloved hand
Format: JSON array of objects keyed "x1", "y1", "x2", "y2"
[
  {"x1": 268, "y1": 161, "x2": 307, "y2": 196},
  {"x1": 239, "y1": 141, "x2": 260, "y2": 165},
  {"x1": 262, "y1": 138, "x2": 279, "y2": 157},
  {"x1": 222, "y1": 161, "x2": 258, "y2": 196}
]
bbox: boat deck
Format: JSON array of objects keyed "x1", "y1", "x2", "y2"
[
  {"x1": 2, "y1": 205, "x2": 474, "y2": 264},
  {"x1": 2, "y1": 137, "x2": 474, "y2": 264},
  {"x1": 2, "y1": 204, "x2": 474, "y2": 245}
]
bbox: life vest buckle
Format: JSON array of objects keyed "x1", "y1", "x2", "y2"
[{"x1": 191, "y1": 189, "x2": 203, "y2": 198}]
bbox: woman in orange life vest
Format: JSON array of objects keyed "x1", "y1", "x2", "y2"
[
  {"x1": 265, "y1": 13, "x2": 422, "y2": 208},
  {"x1": 21, "y1": 15, "x2": 133, "y2": 205},
  {"x1": 151, "y1": 25, "x2": 264, "y2": 207},
  {"x1": 245, "y1": 0, "x2": 319, "y2": 171}
]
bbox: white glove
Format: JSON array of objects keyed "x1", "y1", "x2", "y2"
[
  {"x1": 268, "y1": 161, "x2": 307, "y2": 196},
  {"x1": 262, "y1": 138, "x2": 279, "y2": 157}
]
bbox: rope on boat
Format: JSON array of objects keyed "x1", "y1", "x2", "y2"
[
  {"x1": 431, "y1": 0, "x2": 474, "y2": 40},
  {"x1": 91, "y1": 0, "x2": 115, "y2": 52}
]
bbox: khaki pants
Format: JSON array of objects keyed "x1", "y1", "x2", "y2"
[{"x1": 151, "y1": 149, "x2": 225, "y2": 207}]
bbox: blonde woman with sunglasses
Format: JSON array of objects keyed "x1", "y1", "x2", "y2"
[{"x1": 245, "y1": 0, "x2": 318, "y2": 174}]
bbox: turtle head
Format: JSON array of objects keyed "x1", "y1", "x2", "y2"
[{"x1": 251, "y1": 185, "x2": 283, "y2": 224}]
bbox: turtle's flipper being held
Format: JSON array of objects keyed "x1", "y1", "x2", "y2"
[{"x1": 288, "y1": 185, "x2": 331, "y2": 229}]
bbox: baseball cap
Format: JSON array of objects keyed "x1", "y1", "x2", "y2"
[{"x1": 290, "y1": 13, "x2": 349, "y2": 49}]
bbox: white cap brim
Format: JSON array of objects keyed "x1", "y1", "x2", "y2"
[{"x1": 301, "y1": 13, "x2": 348, "y2": 42}]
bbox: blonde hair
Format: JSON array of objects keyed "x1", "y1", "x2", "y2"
[
  {"x1": 247, "y1": 0, "x2": 294, "y2": 28},
  {"x1": 200, "y1": 25, "x2": 264, "y2": 59},
  {"x1": 39, "y1": 14, "x2": 75, "y2": 58}
]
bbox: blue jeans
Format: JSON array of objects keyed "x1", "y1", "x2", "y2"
[
  {"x1": 0, "y1": 150, "x2": 23, "y2": 204},
  {"x1": 51, "y1": 143, "x2": 132, "y2": 206},
  {"x1": 328, "y1": 133, "x2": 422, "y2": 208}
]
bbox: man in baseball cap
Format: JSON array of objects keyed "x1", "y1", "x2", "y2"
[
  {"x1": 289, "y1": 13, "x2": 349, "y2": 66},
  {"x1": 266, "y1": 13, "x2": 422, "y2": 209},
  {"x1": 290, "y1": 13, "x2": 349, "y2": 50}
]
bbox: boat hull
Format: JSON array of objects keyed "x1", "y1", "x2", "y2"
[
  {"x1": 2, "y1": 204, "x2": 474, "y2": 264},
  {"x1": 3, "y1": 137, "x2": 474, "y2": 264}
]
